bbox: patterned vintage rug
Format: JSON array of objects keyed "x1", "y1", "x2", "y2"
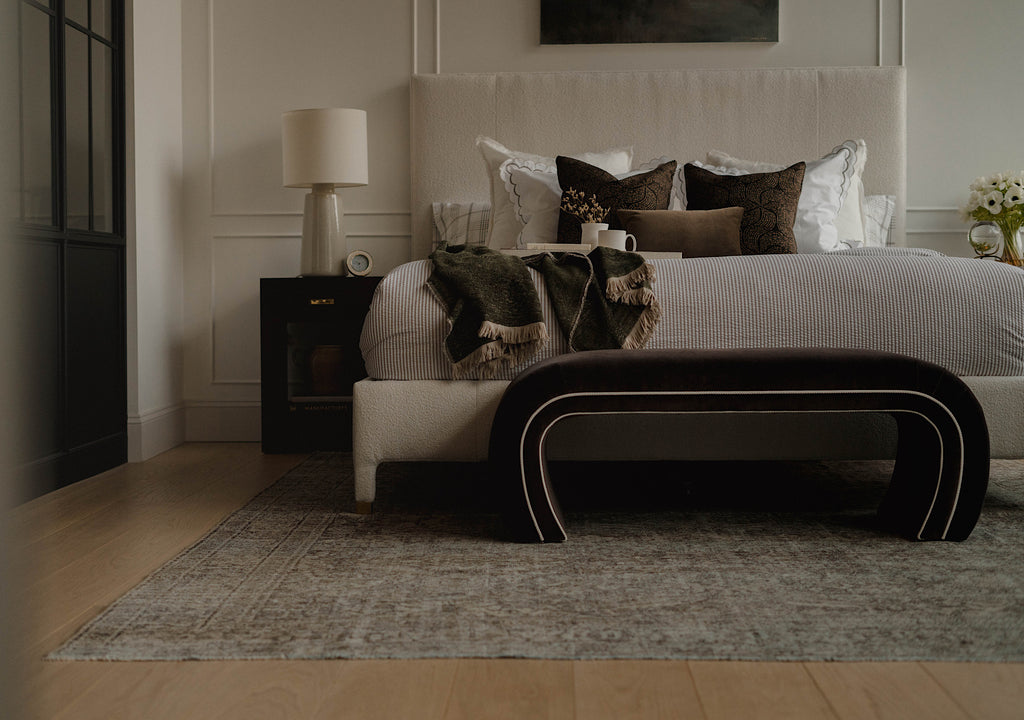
[{"x1": 51, "y1": 455, "x2": 1024, "y2": 662}]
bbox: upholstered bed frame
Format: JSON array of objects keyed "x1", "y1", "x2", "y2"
[{"x1": 352, "y1": 68, "x2": 1024, "y2": 509}]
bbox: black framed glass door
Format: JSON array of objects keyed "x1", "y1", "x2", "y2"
[{"x1": 14, "y1": 0, "x2": 126, "y2": 499}]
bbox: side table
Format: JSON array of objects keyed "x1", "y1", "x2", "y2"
[{"x1": 260, "y1": 275, "x2": 381, "y2": 452}]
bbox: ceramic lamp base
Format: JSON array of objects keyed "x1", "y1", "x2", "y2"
[{"x1": 300, "y1": 184, "x2": 345, "y2": 276}]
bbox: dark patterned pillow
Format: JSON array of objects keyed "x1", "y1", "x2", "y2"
[
  {"x1": 683, "y1": 162, "x2": 805, "y2": 255},
  {"x1": 556, "y1": 157, "x2": 676, "y2": 244}
]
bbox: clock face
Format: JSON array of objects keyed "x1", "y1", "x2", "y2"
[{"x1": 347, "y1": 250, "x2": 372, "y2": 275}]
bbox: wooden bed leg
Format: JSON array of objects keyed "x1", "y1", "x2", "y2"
[{"x1": 355, "y1": 501, "x2": 373, "y2": 515}]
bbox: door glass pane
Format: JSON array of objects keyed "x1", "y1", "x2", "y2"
[
  {"x1": 92, "y1": 41, "x2": 113, "y2": 233},
  {"x1": 19, "y1": 6, "x2": 53, "y2": 225},
  {"x1": 65, "y1": 0, "x2": 87, "y2": 26},
  {"x1": 66, "y1": 26, "x2": 89, "y2": 230},
  {"x1": 92, "y1": 0, "x2": 110, "y2": 39}
]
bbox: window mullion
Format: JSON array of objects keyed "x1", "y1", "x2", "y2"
[
  {"x1": 17, "y1": 1, "x2": 25, "y2": 222},
  {"x1": 86, "y1": 2, "x2": 94, "y2": 232},
  {"x1": 55, "y1": 0, "x2": 68, "y2": 231}
]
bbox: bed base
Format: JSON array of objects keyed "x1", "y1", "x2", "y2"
[{"x1": 352, "y1": 374, "x2": 1024, "y2": 508}]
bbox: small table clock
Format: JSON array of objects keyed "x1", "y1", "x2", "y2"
[{"x1": 346, "y1": 249, "x2": 373, "y2": 276}]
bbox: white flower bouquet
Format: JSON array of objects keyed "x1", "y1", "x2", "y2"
[{"x1": 962, "y1": 171, "x2": 1024, "y2": 266}]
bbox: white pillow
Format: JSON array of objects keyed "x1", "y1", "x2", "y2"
[
  {"x1": 833, "y1": 141, "x2": 867, "y2": 249},
  {"x1": 500, "y1": 155, "x2": 677, "y2": 247},
  {"x1": 476, "y1": 136, "x2": 632, "y2": 249},
  {"x1": 499, "y1": 159, "x2": 561, "y2": 247},
  {"x1": 701, "y1": 140, "x2": 867, "y2": 253}
]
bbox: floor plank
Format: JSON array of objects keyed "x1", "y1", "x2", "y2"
[
  {"x1": 573, "y1": 660, "x2": 706, "y2": 719},
  {"x1": 44, "y1": 660, "x2": 458, "y2": 720},
  {"x1": 689, "y1": 661, "x2": 839, "y2": 720},
  {"x1": 309, "y1": 660, "x2": 458, "y2": 720},
  {"x1": 443, "y1": 659, "x2": 574, "y2": 720},
  {"x1": 805, "y1": 662, "x2": 971, "y2": 720},
  {"x1": 921, "y1": 663, "x2": 1024, "y2": 720},
  {"x1": 10, "y1": 444, "x2": 272, "y2": 546}
]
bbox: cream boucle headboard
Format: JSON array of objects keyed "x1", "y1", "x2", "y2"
[{"x1": 410, "y1": 67, "x2": 906, "y2": 259}]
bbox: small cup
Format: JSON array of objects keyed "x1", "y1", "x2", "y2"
[{"x1": 597, "y1": 229, "x2": 637, "y2": 252}]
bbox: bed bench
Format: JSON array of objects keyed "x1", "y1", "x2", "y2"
[{"x1": 488, "y1": 348, "x2": 990, "y2": 543}]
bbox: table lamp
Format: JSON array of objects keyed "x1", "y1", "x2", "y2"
[{"x1": 282, "y1": 108, "x2": 368, "y2": 275}]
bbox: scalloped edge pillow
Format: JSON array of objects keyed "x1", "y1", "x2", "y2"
[
  {"x1": 699, "y1": 140, "x2": 867, "y2": 253},
  {"x1": 476, "y1": 136, "x2": 632, "y2": 249}
]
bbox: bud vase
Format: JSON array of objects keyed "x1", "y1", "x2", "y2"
[{"x1": 580, "y1": 222, "x2": 608, "y2": 247}]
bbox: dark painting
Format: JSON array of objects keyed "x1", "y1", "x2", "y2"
[{"x1": 541, "y1": 0, "x2": 779, "y2": 44}]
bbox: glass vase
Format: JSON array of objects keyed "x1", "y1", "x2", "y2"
[{"x1": 1001, "y1": 226, "x2": 1023, "y2": 267}]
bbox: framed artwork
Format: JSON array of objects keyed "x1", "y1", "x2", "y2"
[{"x1": 540, "y1": 0, "x2": 779, "y2": 45}]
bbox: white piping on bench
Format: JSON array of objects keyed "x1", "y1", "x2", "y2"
[{"x1": 517, "y1": 389, "x2": 966, "y2": 542}]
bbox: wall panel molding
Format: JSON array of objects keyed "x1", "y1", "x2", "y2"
[
  {"x1": 210, "y1": 211, "x2": 412, "y2": 240},
  {"x1": 905, "y1": 206, "x2": 971, "y2": 257},
  {"x1": 877, "y1": 0, "x2": 905, "y2": 67},
  {"x1": 906, "y1": 206, "x2": 963, "y2": 234}
]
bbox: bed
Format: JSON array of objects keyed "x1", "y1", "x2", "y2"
[{"x1": 352, "y1": 67, "x2": 1024, "y2": 510}]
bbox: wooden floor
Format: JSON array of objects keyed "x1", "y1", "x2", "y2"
[{"x1": 5, "y1": 443, "x2": 1024, "y2": 720}]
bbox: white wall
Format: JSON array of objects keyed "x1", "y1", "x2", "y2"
[
  {"x1": 905, "y1": 0, "x2": 1024, "y2": 255},
  {"x1": 125, "y1": 0, "x2": 187, "y2": 460},
  {"x1": 179, "y1": 0, "x2": 412, "y2": 439},
  {"x1": 166, "y1": 0, "x2": 1023, "y2": 441}
]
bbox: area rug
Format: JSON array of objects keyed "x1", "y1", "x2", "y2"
[{"x1": 50, "y1": 455, "x2": 1024, "y2": 662}]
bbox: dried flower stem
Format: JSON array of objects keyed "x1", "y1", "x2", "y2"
[{"x1": 560, "y1": 187, "x2": 609, "y2": 224}]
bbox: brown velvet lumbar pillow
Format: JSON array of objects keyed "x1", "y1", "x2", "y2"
[
  {"x1": 617, "y1": 208, "x2": 745, "y2": 257},
  {"x1": 683, "y1": 162, "x2": 805, "y2": 255}
]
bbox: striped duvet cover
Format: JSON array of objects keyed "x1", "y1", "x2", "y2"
[{"x1": 360, "y1": 248, "x2": 1024, "y2": 381}]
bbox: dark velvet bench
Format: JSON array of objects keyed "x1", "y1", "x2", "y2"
[{"x1": 488, "y1": 348, "x2": 990, "y2": 543}]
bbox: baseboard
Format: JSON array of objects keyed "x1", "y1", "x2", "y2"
[
  {"x1": 184, "y1": 401, "x2": 261, "y2": 442},
  {"x1": 127, "y1": 404, "x2": 187, "y2": 461}
]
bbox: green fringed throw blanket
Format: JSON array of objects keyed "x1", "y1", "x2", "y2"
[
  {"x1": 427, "y1": 244, "x2": 548, "y2": 379},
  {"x1": 427, "y1": 244, "x2": 660, "y2": 378}
]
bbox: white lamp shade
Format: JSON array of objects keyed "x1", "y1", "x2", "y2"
[{"x1": 282, "y1": 108, "x2": 368, "y2": 188}]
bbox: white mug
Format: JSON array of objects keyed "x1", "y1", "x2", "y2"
[{"x1": 597, "y1": 229, "x2": 637, "y2": 252}]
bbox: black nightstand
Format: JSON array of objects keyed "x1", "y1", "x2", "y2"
[{"x1": 260, "y1": 276, "x2": 381, "y2": 453}]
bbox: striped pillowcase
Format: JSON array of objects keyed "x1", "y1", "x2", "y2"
[
  {"x1": 863, "y1": 194, "x2": 897, "y2": 247},
  {"x1": 432, "y1": 202, "x2": 491, "y2": 250}
]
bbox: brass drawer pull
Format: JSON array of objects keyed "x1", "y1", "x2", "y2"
[{"x1": 309, "y1": 298, "x2": 335, "y2": 306}]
